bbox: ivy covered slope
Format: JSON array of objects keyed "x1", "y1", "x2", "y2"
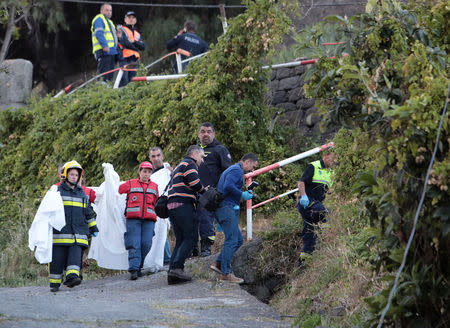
[
  {"x1": 304, "y1": 0, "x2": 449, "y2": 326},
  {"x1": 0, "y1": 0, "x2": 298, "y2": 271}
]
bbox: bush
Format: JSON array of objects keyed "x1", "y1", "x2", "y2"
[
  {"x1": 303, "y1": 0, "x2": 449, "y2": 326},
  {"x1": 0, "y1": 0, "x2": 301, "y2": 284}
]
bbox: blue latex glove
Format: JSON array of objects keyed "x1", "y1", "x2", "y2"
[
  {"x1": 299, "y1": 195, "x2": 309, "y2": 208},
  {"x1": 241, "y1": 190, "x2": 254, "y2": 200},
  {"x1": 233, "y1": 205, "x2": 240, "y2": 210},
  {"x1": 92, "y1": 232, "x2": 98, "y2": 237}
]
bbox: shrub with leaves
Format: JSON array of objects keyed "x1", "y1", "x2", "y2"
[
  {"x1": 0, "y1": 0, "x2": 303, "y2": 282},
  {"x1": 302, "y1": 0, "x2": 449, "y2": 326}
]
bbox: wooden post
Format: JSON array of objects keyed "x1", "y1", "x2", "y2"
[{"x1": 219, "y1": 4, "x2": 228, "y2": 34}]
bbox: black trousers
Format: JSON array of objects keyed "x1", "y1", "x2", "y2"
[
  {"x1": 97, "y1": 54, "x2": 116, "y2": 81},
  {"x1": 49, "y1": 245, "x2": 83, "y2": 288},
  {"x1": 168, "y1": 203, "x2": 196, "y2": 270}
]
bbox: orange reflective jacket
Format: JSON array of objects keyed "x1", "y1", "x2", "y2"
[{"x1": 120, "y1": 26, "x2": 141, "y2": 59}]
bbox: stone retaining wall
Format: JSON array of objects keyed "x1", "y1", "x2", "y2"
[{"x1": 267, "y1": 64, "x2": 323, "y2": 137}]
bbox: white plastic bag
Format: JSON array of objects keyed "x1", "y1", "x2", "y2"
[
  {"x1": 88, "y1": 163, "x2": 128, "y2": 270},
  {"x1": 28, "y1": 185, "x2": 65, "y2": 264}
]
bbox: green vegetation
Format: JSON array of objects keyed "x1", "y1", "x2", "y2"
[
  {"x1": 0, "y1": 0, "x2": 301, "y2": 286},
  {"x1": 1, "y1": 1, "x2": 448, "y2": 327},
  {"x1": 0, "y1": 0, "x2": 66, "y2": 64},
  {"x1": 255, "y1": 0, "x2": 448, "y2": 327}
]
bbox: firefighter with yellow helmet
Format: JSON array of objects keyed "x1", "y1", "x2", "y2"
[{"x1": 49, "y1": 161, "x2": 98, "y2": 292}]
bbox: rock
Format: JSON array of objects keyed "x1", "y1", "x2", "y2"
[
  {"x1": 0, "y1": 103, "x2": 26, "y2": 110},
  {"x1": 288, "y1": 87, "x2": 304, "y2": 102},
  {"x1": 330, "y1": 306, "x2": 345, "y2": 317},
  {"x1": 232, "y1": 239, "x2": 285, "y2": 304},
  {"x1": 270, "y1": 70, "x2": 277, "y2": 81},
  {"x1": 278, "y1": 75, "x2": 302, "y2": 91},
  {"x1": 276, "y1": 102, "x2": 297, "y2": 112},
  {"x1": 305, "y1": 107, "x2": 321, "y2": 127},
  {"x1": 0, "y1": 59, "x2": 33, "y2": 105},
  {"x1": 276, "y1": 68, "x2": 294, "y2": 80},
  {"x1": 271, "y1": 90, "x2": 288, "y2": 104},
  {"x1": 269, "y1": 79, "x2": 279, "y2": 91},
  {"x1": 296, "y1": 98, "x2": 316, "y2": 110},
  {"x1": 232, "y1": 238, "x2": 263, "y2": 284},
  {"x1": 294, "y1": 65, "x2": 307, "y2": 75},
  {"x1": 31, "y1": 81, "x2": 48, "y2": 100}
]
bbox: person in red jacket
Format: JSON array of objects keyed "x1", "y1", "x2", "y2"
[{"x1": 119, "y1": 161, "x2": 159, "y2": 280}]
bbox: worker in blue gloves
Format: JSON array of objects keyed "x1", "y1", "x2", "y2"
[
  {"x1": 210, "y1": 153, "x2": 259, "y2": 283},
  {"x1": 297, "y1": 149, "x2": 336, "y2": 267}
]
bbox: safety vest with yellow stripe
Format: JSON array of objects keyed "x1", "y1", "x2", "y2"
[
  {"x1": 53, "y1": 183, "x2": 98, "y2": 247},
  {"x1": 119, "y1": 26, "x2": 141, "y2": 59},
  {"x1": 311, "y1": 160, "x2": 333, "y2": 187},
  {"x1": 91, "y1": 14, "x2": 116, "y2": 54}
]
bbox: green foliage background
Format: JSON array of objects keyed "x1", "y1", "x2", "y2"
[
  {"x1": 302, "y1": 0, "x2": 449, "y2": 326},
  {"x1": 0, "y1": 0, "x2": 307, "y2": 284}
]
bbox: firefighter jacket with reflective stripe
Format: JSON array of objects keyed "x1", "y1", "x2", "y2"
[
  {"x1": 53, "y1": 182, "x2": 98, "y2": 248},
  {"x1": 91, "y1": 14, "x2": 117, "y2": 54},
  {"x1": 311, "y1": 160, "x2": 333, "y2": 187},
  {"x1": 119, "y1": 25, "x2": 142, "y2": 59},
  {"x1": 118, "y1": 179, "x2": 158, "y2": 221}
]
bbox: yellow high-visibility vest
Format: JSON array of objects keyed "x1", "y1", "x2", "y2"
[
  {"x1": 91, "y1": 14, "x2": 116, "y2": 54},
  {"x1": 311, "y1": 160, "x2": 333, "y2": 187}
]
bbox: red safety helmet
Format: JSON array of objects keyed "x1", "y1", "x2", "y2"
[{"x1": 139, "y1": 161, "x2": 153, "y2": 171}]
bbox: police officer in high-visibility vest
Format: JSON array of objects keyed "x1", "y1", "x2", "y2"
[
  {"x1": 91, "y1": 3, "x2": 118, "y2": 81},
  {"x1": 117, "y1": 11, "x2": 145, "y2": 87},
  {"x1": 296, "y1": 149, "x2": 337, "y2": 267},
  {"x1": 49, "y1": 161, "x2": 98, "y2": 292}
]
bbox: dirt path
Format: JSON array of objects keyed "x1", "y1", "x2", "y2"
[{"x1": 0, "y1": 268, "x2": 290, "y2": 328}]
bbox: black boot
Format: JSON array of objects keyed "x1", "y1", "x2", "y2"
[
  {"x1": 191, "y1": 244, "x2": 200, "y2": 257},
  {"x1": 129, "y1": 271, "x2": 138, "y2": 280},
  {"x1": 200, "y1": 239, "x2": 212, "y2": 257},
  {"x1": 167, "y1": 268, "x2": 192, "y2": 285},
  {"x1": 64, "y1": 274, "x2": 81, "y2": 288}
]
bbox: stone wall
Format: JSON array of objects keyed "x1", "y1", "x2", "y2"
[
  {"x1": 0, "y1": 59, "x2": 33, "y2": 110},
  {"x1": 267, "y1": 64, "x2": 323, "y2": 137}
]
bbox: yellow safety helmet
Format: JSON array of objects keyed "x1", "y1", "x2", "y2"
[{"x1": 61, "y1": 160, "x2": 83, "y2": 183}]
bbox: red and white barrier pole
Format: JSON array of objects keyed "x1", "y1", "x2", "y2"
[
  {"x1": 132, "y1": 74, "x2": 187, "y2": 82},
  {"x1": 252, "y1": 188, "x2": 298, "y2": 209},
  {"x1": 244, "y1": 142, "x2": 334, "y2": 240}
]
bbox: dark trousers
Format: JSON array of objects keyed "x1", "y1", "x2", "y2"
[
  {"x1": 194, "y1": 206, "x2": 215, "y2": 247},
  {"x1": 297, "y1": 200, "x2": 329, "y2": 254},
  {"x1": 96, "y1": 53, "x2": 116, "y2": 81},
  {"x1": 49, "y1": 244, "x2": 83, "y2": 288},
  {"x1": 118, "y1": 57, "x2": 138, "y2": 87},
  {"x1": 169, "y1": 202, "x2": 196, "y2": 270}
]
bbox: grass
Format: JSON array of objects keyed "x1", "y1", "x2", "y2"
[{"x1": 249, "y1": 192, "x2": 383, "y2": 328}]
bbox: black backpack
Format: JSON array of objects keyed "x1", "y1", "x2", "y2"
[{"x1": 198, "y1": 187, "x2": 223, "y2": 212}]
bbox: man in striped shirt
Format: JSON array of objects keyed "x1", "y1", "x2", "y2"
[{"x1": 166, "y1": 145, "x2": 205, "y2": 284}]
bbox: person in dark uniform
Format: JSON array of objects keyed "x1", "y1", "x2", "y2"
[
  {"x1": 195, "y1": 122, "x2": 232, "y2": 257},
  {"x1": 296, "y1": 149, "x2": 337, "y2": 267},
  {"x1": 165, "y1": 21, "x2": 209, "y2": 73},
  {"x1": 49, "y1": 161, "x2": 98, "y2": 292}
]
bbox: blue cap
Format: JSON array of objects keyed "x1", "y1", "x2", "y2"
[{"x1": 125, "y1": 11, "x2": 136, "y2": 18}]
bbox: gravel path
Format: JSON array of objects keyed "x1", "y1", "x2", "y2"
[{"x1": 0, "y1": 269, "x2": 290, "y2": 328}]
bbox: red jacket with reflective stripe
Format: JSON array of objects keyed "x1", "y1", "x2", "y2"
[{"x1": 118, "y1": 179, "x2": 158, "y2": 221}]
